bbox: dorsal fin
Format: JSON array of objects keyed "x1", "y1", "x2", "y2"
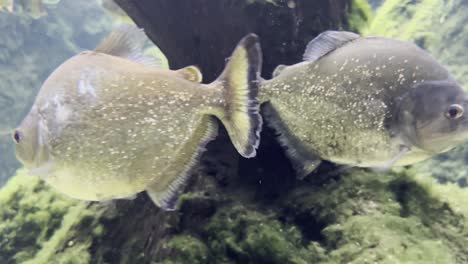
[
  {"x1": 176, "y1": 65, "x2": 203, "y2": 83},
  {"x1": 303, "y1": 31, "x2": 360, "y2": 62},
  {"x1": 94, "y1": 25, "x2": 163, "y2": 68}
]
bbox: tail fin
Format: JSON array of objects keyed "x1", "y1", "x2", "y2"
[{"x1": 211, "y1": 34, "x2": 263, "y2": 158}]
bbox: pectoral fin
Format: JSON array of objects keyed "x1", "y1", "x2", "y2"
[{"x1": 176, "y1": 65, "x2": 203, "y2": 83}]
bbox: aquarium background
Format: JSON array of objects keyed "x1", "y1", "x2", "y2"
[
  {"x1": 0, "y1": 0, "x2": 467, "y2": 263},
  {"x1": 0, "y1": 0, "x2": 116, "y2": 185}
]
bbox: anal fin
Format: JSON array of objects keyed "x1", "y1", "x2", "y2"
[
  {"x1": 262, "y1": 103, "x2": 321, "y2": 179},
  {"x1": 146, "y1": 116, "x2": 218, "y2": 210}
]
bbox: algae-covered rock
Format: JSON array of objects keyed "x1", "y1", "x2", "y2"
[
  {"x1": 0, "y1": 170, "x2": 111, "y2": 264},
  {"x1": 3, "y1": 167, "x2": 468, "y2": 264},
  {"x1": 156, "y1": 169, "x2": 468, "y2": 264}
]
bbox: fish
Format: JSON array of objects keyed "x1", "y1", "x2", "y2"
[
  {"x1": 13, "y1": 25, "x2": 262, "y2": 210},
  {"x1": 260, "y1": 31, "x2": 468, "y2": 178}
]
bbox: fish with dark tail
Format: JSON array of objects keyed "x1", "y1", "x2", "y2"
[
  {"x1": 261, "y1": 31, "x2": 468, "y2": 178},
  {"x1": 13, "y1": 25, "x2": 262, "y2": 210}
]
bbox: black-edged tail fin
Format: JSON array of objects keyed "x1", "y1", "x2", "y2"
[{"x1": 211, "y1": 34, "x2": 263, "y2": 158}]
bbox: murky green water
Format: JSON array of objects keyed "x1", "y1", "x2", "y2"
[{"x1": 0, "y1": 1, "x2": 467, "y2": 263}]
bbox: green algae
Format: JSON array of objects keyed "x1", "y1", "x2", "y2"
[
  {"x1": 366, "y1": 0, "x2": 468, "y2": 88},
  {"x1": 0, "y1": 170, "x2": 110, "y2": 264},
  {"x1": 203, "y1": 205, "x2": 321, "y2": 264},
  {"x1": 0, "y1": 170, "x2": 76, "y2": 263},
  {"x1": 347, "y1": 0, "x2": 372, "y2": 33},
  {"x1": 157, "y1": 169, "x2": 468, "y2": 264},
  {"x1": 162, "y1": 235, "x2": 210, "y2": 264},
  {"x1": 5, "y1": 166, "x2": 468, "y2": 263}
]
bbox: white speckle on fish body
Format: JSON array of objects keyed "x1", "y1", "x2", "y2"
[
  {"x1": 78, "y1": 70, "x2": 97, "y2": 98},
  {"x1": 55, "y1": 103, "x2": 71, "y2": 124},
  {"x1": 260, "y1": 36, "x2": 457, "y2": 169}
]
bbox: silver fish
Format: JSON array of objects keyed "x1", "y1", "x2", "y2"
[
  {"x1": 13, "y1": 25, "x2": 262, "y2": 210},
  {"x1": 261, "y1": 31, "x2": 468, "y2": 178}
]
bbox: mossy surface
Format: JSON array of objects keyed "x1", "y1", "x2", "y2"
[
  {"x1": 157, "y1": 170, "x2": 468, "y2": 264},
  {"x1": 3, "y1": 165, "x2": 468, "y2": 263},
  {"x1": 347, "y1": 0, "x2": 372, "y2": 33},
  {"x1": 0, "y1": 170, "x2": 109, "y2": 264}
]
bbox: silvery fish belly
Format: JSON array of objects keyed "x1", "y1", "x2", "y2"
[
  {"x1": 262, "y1": 31, "x2": 468, "y2": 177},
  {"x1": 13, "y1": 25, "x2": 263, "y2": 210}
]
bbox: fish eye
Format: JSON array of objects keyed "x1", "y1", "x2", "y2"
[
  {"x1": 13, "y1": 130, "x2": 21, "y2": 144},
  {"x1": 446, "y1": 104, "x2": 464, "y2": 120}
]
